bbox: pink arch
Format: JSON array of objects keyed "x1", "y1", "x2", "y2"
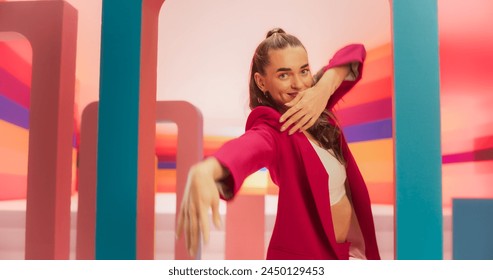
[{"x1": 0, "y1": 1, "x2": 78, "y2": 259}]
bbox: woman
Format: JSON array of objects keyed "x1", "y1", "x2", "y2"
[{"x1": 176, "y1": 28, "x2": 380, "y2": 260}]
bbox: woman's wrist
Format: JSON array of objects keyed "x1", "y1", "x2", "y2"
[
  {"x1": 193, "y1": 157, "x2": 226, "y2": 180},
  {"x1": 315, "y1": 64, "x2": 351, "y2": 99},
  {"x1": 194, "y1": 157, "x2": 233, "y2": 199},
  {"x1": 322, "y1": 65, "x2": 351, "y2": 86}
]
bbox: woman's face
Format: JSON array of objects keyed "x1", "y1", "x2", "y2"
[{"x1": 255, "y1": 46, "x2": 313, "y2": 107}]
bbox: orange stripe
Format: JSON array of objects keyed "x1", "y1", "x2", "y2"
[
  {"x1": 0, "y1": 120, "x2": 29, "y2": 153},
  {"x1": 0, "y1": 146, "x2": 28, "y2": 175},
  {"x1": 366, "y1": 182, "x2": 394, "y2": 205},
  {"x1": 348, "y1": 139, "x2": 394, "y2": 183},
  {"x1": 335, "y1": 44, "x2": 392, "y2": 110},
  {"x1": 365, "y1": 43, "x2": 392, "y2": 64},
  {"x1": 155, "y1": 169, "x2": 176, "y2": 192},
  {"x1": 335, "y1": 77, "x2": 392, "y2": 109},
  {"x1": 360, "y1": 55, "x2": 392, "y2": 83},
  {"x1": 155, "y1": 133, "x2": 233, "y2": 155}
]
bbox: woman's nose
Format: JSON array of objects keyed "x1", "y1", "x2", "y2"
[{"x1": 291, "y1": 75, "x2": 303, "y2": 90}]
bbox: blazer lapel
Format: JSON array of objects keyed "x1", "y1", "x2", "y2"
[{"x1": 293, "y1": 133, "x2": 343, "y2": 258}]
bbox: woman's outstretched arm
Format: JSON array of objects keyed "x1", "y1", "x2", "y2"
[{"x1": 176, "y1": 109, "x2": 279, "y2": 258}]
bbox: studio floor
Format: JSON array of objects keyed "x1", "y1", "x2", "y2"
[{"x1": 0, "y1": 193, "x2": 452, "y2": 260}]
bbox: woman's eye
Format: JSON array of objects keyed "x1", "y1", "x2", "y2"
[
  {"x1": 278, "y1": 73, "x2": 288, "y2": 79},
  {"x1": 301, "y1": 69, "x2": 310, "y2": 75}
]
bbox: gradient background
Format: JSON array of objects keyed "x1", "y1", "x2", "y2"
[{"x1": 1, "y1": 0, "x2": 492, "y2": 259}]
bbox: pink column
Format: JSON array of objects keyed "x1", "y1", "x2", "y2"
[
  {"x1": 76, "y1": 102, "x2": 98, "y2": 260},
  {"x1": 137, "y1": 0, "x2": 165, "y2": 260},
  {"x1": 76, "y1": 0, "x2": 164, "y2": 260},
  {"x1": 226, "y1": 195, "x2": 265, "y2": 259},
  {"x1": 77, "y1": 101, "x2": 202, "y2": 259},
  {"x1": 0, "y1": 1, "x2": 78, "y2": 259},
  {"x1": 156, "y1": 101, "x2": 203, "y2": 260}
]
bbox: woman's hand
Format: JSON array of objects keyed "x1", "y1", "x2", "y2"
[
  {"x1": 280, "y1": 65, "x2": 351, "y2": 135},
  {"x1": 176, "y1": 158, "x2": 224, "y2": 257}
]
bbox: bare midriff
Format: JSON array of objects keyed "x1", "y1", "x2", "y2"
[
  {"x1": 331, "y1": 194, "x2": 352, "y2": 243},
  {"x1": 303, "y1": 132, "x2": 353, "y2": 243}
]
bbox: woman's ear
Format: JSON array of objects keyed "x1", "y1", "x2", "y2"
[{"x1": 254, "y1": 72, "x2": 266, "y2": 92}]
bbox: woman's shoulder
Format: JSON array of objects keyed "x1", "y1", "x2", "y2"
[{"x1": 246, "y1": 106, "x2": 282, "y2": 131}]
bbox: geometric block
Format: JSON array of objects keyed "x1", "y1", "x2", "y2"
[
  {"x1": 391, "y1": 0, "x2": 443, "y2": 259},
  {"x1": 453, "y1": 199, "x2": 493, "y2": 260},
  {"x1": 226, "y1": 195, "x2": 265, "y2": 259},
  {"x1": 0, "y1": 1, "x2": 78, "y2": 259},
  {"x1": 76, "y1": 102, "x2": 98, "y2": 260},
  {"x1": 96, "y1": 0, "x2": 143, "y2": 260},
  {"x1": 156, "y1": 101, "x2": 203, "y2": 260},
  {"x1": 95, "y1": 0, "x2": 164, "y2": 260},
  {"x1": 136, "y1": 0, "x2": 165, "y2": 260}
]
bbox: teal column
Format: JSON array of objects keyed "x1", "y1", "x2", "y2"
[
  {"x1": 392, "y1": 0, "x2": 442, "y2": 259},
  {"x1": 96, "y1": 0, "x2": 142, "y2": 259}
]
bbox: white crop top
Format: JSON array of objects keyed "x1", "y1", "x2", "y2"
[{"x1": 308, "y1": 140, "x2": 347, "y2": 206}]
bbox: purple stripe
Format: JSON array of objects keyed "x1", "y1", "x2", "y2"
[
  {"x1": 0, "y1": 67, "x2": 30, "y2": 108},
  {"x1": 0, "y1": 94, "x2": 79, "y2": 149},
  {"x1": 337, "y1": 98, "x2": 393, "y2": 126},
  {"x1": 0, "y1": 95, "x2": 29, "y2": 129},
  {"x1": 342, "y1": 119, "x2": 392, "y2": 142},
  {"x1": 157, "y1": 161, "x2": 176, "y2": 169}
]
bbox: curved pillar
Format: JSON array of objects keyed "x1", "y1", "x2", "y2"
[
  {"x1": 156, "y1": 101, "x2": 203, "y2": 260},
  {"x1": 79, "y1": 100, "x2": 202, "y2": 260},
  {"x1": 76, "y1": 102, "x2": 98, "y2": 260},
  {"x1": 137, "y1": 0, "x2": 165, "y2": 260},
  {"x1": 0, "y1": 1, "x2": 78, "y2": 260}
]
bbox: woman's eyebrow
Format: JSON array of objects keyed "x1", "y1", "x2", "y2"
[
  {"x1": 276, "y1": 67, "x2": 292, "y2": 72},
  {"x1": 276, "y1": 64, "x2": 309, "y2": 73}
]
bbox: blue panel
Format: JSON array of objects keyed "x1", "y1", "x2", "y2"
[
  {"x1": 96, "y1": 0, "x2": 142, "y2": 260},
  {"x1": 392, "y1": 0, "x2": 443, "y2": 259},
  {"x1": 453, "y1": 199, "x2": 493, "y2": 260}
]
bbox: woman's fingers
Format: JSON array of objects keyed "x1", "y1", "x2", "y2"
[
  {"x1": 211, "y1": 199, "x2": 222, "y2": 229},
  {"x1": 176, "y1": 163, "x2": 223, "y2": 258},
  {"x1": 280, "y1": 105, "x2": 304, "y2": 132},
  {"x1": 280, "y1": 92, "x2": 304, "y2": 122},
  {"x1": 175, "y1": 205, "x2": 185, "y2": 239},
  {"x1": 188, "y1": 204, "x2": 199, "y2": 257},
  {"x1": 199, "y1": 203, "x2": 211, "y2": 245},
  {"x1": 300, "y1": 117, "x2": 317, "y2": 132},
  {"x1": 183, "y1": 206, "x2": 191, "y2": 255},
  {"x1": 288, "y1": 113, "x2": 313, "y2": 135},
  {"x1": 280, "y1": 95, "x2": 304, "y2": 124}
]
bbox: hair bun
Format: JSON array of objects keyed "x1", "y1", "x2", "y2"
[{"x1": 266, "y1": 28, "x2": 286, "y2": 38}]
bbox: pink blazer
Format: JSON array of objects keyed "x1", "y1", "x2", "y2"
[{"x1": 214, "y1": 44, "x2": 380, "y2": 260}]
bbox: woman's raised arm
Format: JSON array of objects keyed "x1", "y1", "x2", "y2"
[{"x1": 280, "y1": 44, "x2": 366, "y2": 134}]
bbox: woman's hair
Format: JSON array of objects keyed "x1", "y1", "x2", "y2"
[{"x1": 248, "y1": 28, "x2": 345, "y2": 164}]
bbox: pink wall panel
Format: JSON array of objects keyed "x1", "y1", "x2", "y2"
[{"x1": 438, "y1": 0, "x2": 493, "y2": 206}]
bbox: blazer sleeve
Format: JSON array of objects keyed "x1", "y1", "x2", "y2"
[
  {"x1": 212, "y1": 122, "x2": 278, "y2": 200},
  {"x1": 323, "y1": 44, "x2": 367, "y2": 110}
]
